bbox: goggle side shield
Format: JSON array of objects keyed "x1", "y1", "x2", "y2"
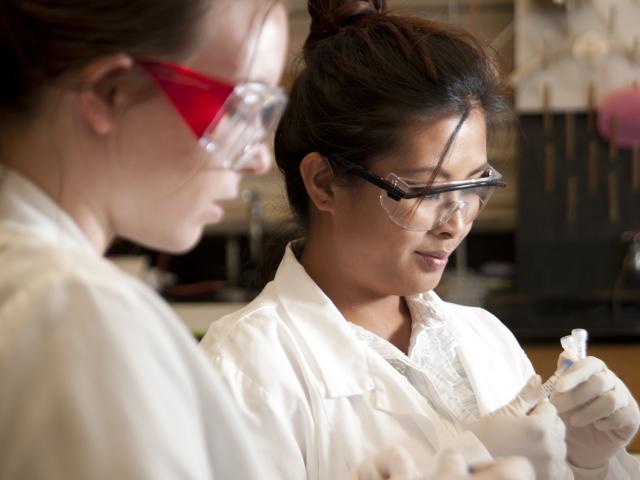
[
  {"x1": 199, "y1": 82, "x2": 288, "y2": 169},
  {"x1": 138, "y1": 59, "x2": 234, "y2": 138},
  {"x1": 138, "y1": 59, "x2": 287, "y2": 170}
]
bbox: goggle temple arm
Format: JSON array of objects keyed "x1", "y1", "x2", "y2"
[{"x1": 138, "y1": 60, "x2": 235, "y2": 139}]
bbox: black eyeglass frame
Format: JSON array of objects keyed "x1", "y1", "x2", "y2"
[{"x1": 336, "y1": 159, "x2": 507, "y2": 201}]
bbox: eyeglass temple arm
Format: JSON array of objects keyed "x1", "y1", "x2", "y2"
[
  {"x1": 340, "y1": 162, "x2": 407, "y2": 200},
  {"x1": 341, "y1": 160, "x2": 506, "y2": 201}
]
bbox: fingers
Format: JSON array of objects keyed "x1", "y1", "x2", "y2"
[
  {"x1": 553, "y1": 410, "x2": 567, "y2": 441},
  {"x1": 506, "y1": 375, "x2": 545, "y2": 416},
  {"x1": 381, "y1": 446, "x2": 417, "y2": 477},
  {"x1": 552, "y1": 370, "x2": 616, "y2": 413},
  {"x1": 526, "y1": 400, "x2": 568, "y2": 478},
  {"x1": 434, "y1": 454, "x2": 536, "y2": 480},
  {"x1": 354, "y1": 459, "x2": 382, "y2": 480},
  {"x1": 433, "y1": 450, "x2": 468, "y2": 475},
  {"x1": 528, "y1": 398, "x2": 558, "y2": 421},
  {"x1": 569, "y1": 381, "x2": 629, "y2": 427},
  {"x1": 480, "y1": 457, "x2": 536, "y2": 480},
  {"x1": 353, "y1": 446, "x2": 417, "y2": 480},
  {"x1": 555, "y1": 357, "x2": 605, "y2": 393},
  {"x1": 595, "y1": 402, "x2": 640, "y2": 433}
]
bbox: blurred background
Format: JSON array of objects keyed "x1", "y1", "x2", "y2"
[{"x1": 108, "y1": 0, "x2": 640, "y2": 448}]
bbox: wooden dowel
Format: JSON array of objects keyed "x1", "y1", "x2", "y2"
[
  {"x1": 566, "y1": 176, "x2": 578, "y2": 224},
  {"x1": 609, "y1": 116, "x2": 618, "y2": 161},
  {"x1": 545, "y1": 142, "x2": 556, "y2": 193},
  {"x1": 587, "y1": 84, "x2": 596, "y2": 131},
  {"x1": 565, "y1": 112, "x2": 575, "y2": 161},
  {"x1": 543, "y1": 84, "x2": 553, "y2": 135},
  {"x1": 588, "y1": 141, "x2": 599, "y2": 194},
  {"x1": 608, "y1": 172, "x2": 620, "y2": 223},
  {"x1": 633, "y1": 146, "x2": 640, "y2": 192}
]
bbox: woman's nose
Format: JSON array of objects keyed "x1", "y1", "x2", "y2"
[
  {"x1": 430, "y1": 202, "x2": 468, "y2": 238},
  {"x1": 236, "y1": 144, "x2": 273, "y2": 176}
]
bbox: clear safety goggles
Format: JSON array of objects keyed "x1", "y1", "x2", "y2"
[
  {"x1": 340, "y1": 160, "x2": 505, "y2": 232},
  {"x1": 137, "y1": 58, "x2": 287, "y2": 170}
]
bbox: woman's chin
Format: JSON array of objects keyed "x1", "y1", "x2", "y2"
[
  {"x1": 136, "y1": 228, "x2": 203, "y2": 255},
  {"x1": 408, "y1": 272, "x2": 444, "y2": 295}
]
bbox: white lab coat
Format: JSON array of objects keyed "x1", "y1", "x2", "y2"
[
  {"x1": 0, "y1": 168, "x2": 262, "y2": 479},
  {"x1": 201, "y1": 244, "x2": 640, "y2": 480}
]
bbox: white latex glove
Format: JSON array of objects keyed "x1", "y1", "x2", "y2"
[
  {"x1": 345, "y1": 446, "x2": 419, "y2": 480},
  {"x1": 550, "y1": 354, "x2": 640, "y2": 470},
  {"x1": 469, "y1": 375, "x2": 569, "y2": 480},
  {"x1": 427, "y1": 451, "x2": 535, "y2": 480}
]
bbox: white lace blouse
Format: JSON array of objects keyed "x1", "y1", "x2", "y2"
[{"x1": 349, "y1": 291, "x2": 481, "y2": 429}]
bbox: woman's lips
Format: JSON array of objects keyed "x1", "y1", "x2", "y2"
[
  {"x1": 415, "y1": 251, "x2": 450, "y2": 271},
  {"x1": 208, "y1": 195, "x2": 238, "y2": 224},
  {"x1": 209, "y1": 202, "x2": 225, "y2": 223}
]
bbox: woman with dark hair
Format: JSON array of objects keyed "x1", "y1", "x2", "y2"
[
  {"x1": 201, "y1": 1, "x2": 640, "y2": 479},
  {"x1": 0, "y1": 0, "x2": 288, "y2": 478}
]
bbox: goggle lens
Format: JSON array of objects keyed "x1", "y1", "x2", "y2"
[
  {"x1": 379, "y1": 173, "x2": 497, "y2": 231},
  {"x1": 200, "y1": 83, "x2": 287, "y2": 169}
]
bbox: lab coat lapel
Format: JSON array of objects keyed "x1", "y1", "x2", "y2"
[
  {"x1": 273, "y1": 245, "x2": 440, "y2": 450},
  {"x1": 273, "y1": 246, "x2": 375, "y2": 398},
  {"x1": 455, "y1": 323, "x2": 508, "y2": 416},
  {"x1": 368, "y1": 354, "x2": 441, "y2": 451}
]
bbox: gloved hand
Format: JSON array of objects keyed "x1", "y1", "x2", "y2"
[
  {"x1": 427, "y1": 450, "x2": 535, "y2": 480},
  {"x1": 550, "y1": 354, "x2": 640, "y2": 469},
  {"x1": 346, "y1": 446, "x2": 419, "y2": 480},
  {"x1": 469, "y1": 375, "x2": 570, "y2": 480}
]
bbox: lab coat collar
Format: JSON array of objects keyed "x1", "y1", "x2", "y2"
[
  {"x1": 0, "y1": 167, "x2": 96, "y2": 256},
  {"x1": 273, "y1": 243, "x2": 376, "y2": 398},
  {"x1": 406, "y1": 291, "x2": 452, "y2": 356},
  {"x1": 355, "y1": 293, "x2": 482, "y2": 425},
  {"x1": 272, "y1": 244, "x2": 452, "y2": 451}
]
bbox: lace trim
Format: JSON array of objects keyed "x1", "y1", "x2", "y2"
[
  {"x1": 349, "y1": 292, "x2": 480, "y2": 427},
  {"x1": 408, "y1": 293, "x2": 480, "y2": 426}
]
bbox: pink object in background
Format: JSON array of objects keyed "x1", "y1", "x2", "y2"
[{"x1": 597, "y1": 86, "x2": 640, "y2": 149}]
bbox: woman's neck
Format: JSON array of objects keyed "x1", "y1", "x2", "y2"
[
  {"x1": 300, "y1": 234, "x2": 413, "y2": 354},
  {"x1": 3, "y1": 122, "x2": 113, "y2": 255}
]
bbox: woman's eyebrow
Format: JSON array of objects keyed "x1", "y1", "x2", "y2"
[
  {"x1": 395, "y1": 162, "x2": 489, "y2": 180},
  {"x1": 466, "y1": 162, "x2": 490, "y2": 177},
  {"x1": 394, "y1": 166, "x2": 443, "y2": 177}
]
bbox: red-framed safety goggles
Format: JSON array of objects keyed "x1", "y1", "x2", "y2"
[{"x1": 138, "y1": 58, "x2": 287, "y2": 170}]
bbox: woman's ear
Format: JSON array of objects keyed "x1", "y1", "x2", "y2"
[
  {"x1": 77, "y1": 54, "x2": 135, "y2": 135},
  {"x1": 299, "y1": 152, "x2": 337, "y2": 214}
]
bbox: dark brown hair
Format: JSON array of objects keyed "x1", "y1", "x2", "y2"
[
  {"x1": 0, "y1": 0, "x2": 207, "y2": 118},
  {"x1": 274, "y1": 0, "x2": 510, "y2": 226}
]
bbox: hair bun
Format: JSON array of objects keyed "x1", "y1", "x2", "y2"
[{"x1": 305, "y1": 0, "x2": 387, "y2": 58}]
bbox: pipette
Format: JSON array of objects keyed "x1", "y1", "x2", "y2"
[
  {"x1": 541, "y1": 328, "x2": 589, "y2": 397},
  {"x1": 541, "y1": 358, "x2": 573, "y2": 397}
]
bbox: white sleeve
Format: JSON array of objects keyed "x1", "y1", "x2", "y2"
[
  {"x1": 208, "y1": 353, "x2": 309, "y2": 480},
  {"x1": 0, "y1": 274, "x2": 246, "y2": 479},
  {"x1": 570, "y1": 450, "x2": 640, "y2": 480}
]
